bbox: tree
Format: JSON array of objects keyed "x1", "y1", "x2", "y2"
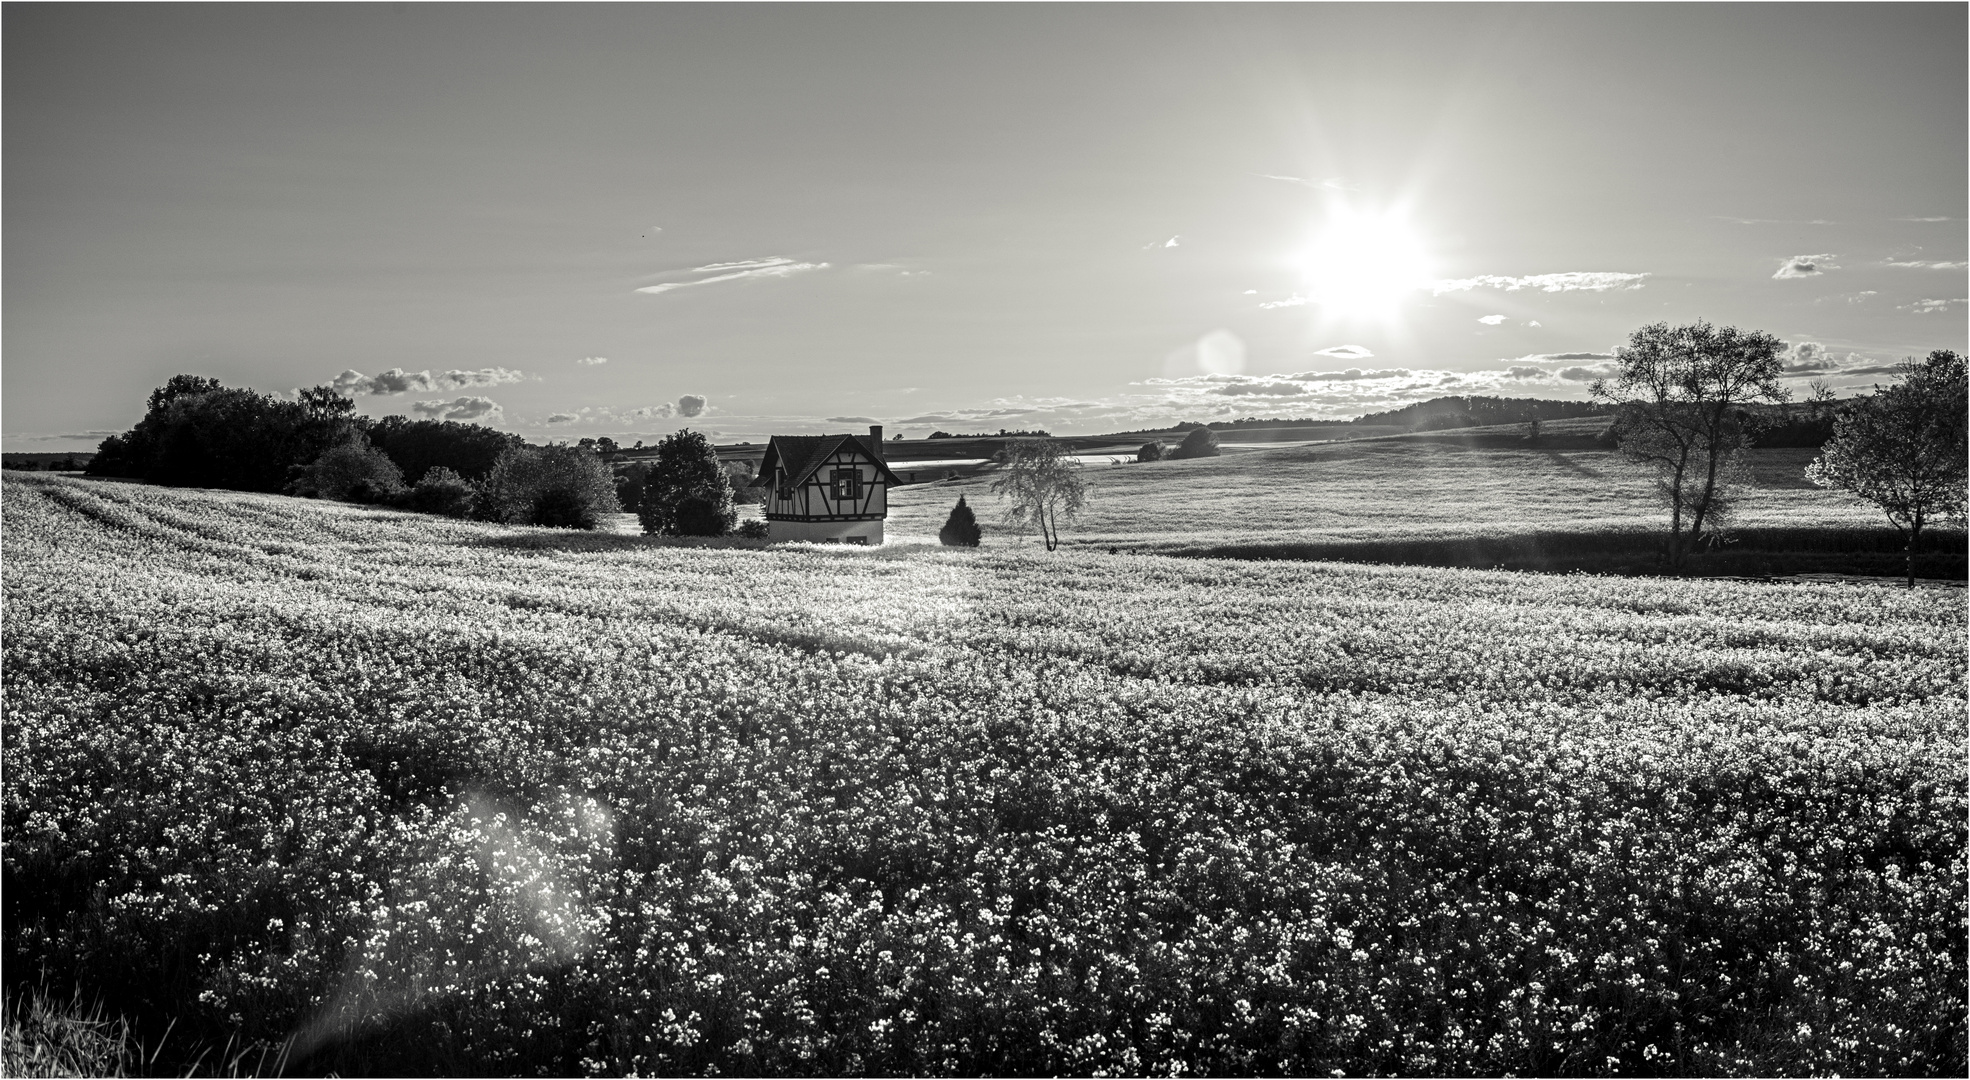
[
  {"x1": 478, "y1": 444, "x2": 621, "y2": 529},
  {"x1": 290, "y1": 434, "x2": 405, "y2": 501},
  {"x1": 640, "y1": 429, "x2": 736, "y2": 537},
  {"x1": 1591, "y1": 321, "x2": 1787, "y2": 571},
  {"x1": 1807, "y1": 350, "x2": 1968, "y2": 587},
  {"x1": 401, "y1": 466, "x2": 478, "y2": 518},
  {"x1": 990, "y1": 439, "x2": 1087, "y2": 551},
  {"x1": 1166, "y1": 426, "x2": 1220, "y2": 460},
  {"x1": 367, "y1": 415, "x2": 525, "y2": 484},
  {"x1": 1136, "y1": 441, "x2": 1167, "y2": 462},
  {"x1": 939, "y1": 495, "x2": 983, "y2": 546}
]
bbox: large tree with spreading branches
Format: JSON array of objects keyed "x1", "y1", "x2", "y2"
[{"x1": 1807, "y1": 350, "x2": 1968, "y2": 586}]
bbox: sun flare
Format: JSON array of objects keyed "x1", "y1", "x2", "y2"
[{"x1": 1296, "y1": 208, "x2": 1433, "y2": 321}]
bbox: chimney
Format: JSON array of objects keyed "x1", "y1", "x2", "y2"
[{"x1": 869, "y1": 424, "x2": 884, "y2": 458}]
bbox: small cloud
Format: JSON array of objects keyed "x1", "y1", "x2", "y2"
[
  {"x1": 1528, "y1": 351, "x2": 1614, "y2": 361},
  {"x1": 411, "y1": 396, "x2": 502, "y2": 422},
  {"x1": 636, "y1": 257, "x2": 829, "y2": 296},
  {"x1": 545, "y1": 412, "x2": 581, "y2": 425},
  {"x1": 1165, "y1": 235, "x2": 1180, "y2": 248},
  {"x1": 1432, "y1": 272, "x2": 1649, "y2": 294},
  {"x1": 1477, "y1": 314, "x2": 1507, "y2": 325},
  {"x1": 677, "y1": 394, "x2": 707, "y2": 418},
  {"x1": 1894, "y1": 216, "x2": 1957, "y2": 222},
  {"x1": 1782, "y1": 342, "x2": 1840, "y2": 374},
  {"x1": 1312, "y1": 344, "x2": 1375, "y2": 360},
  {"x1": 1884, "y1": 259, "x2": 1968, "y2": 270},
  {"x1": 1900, "y1": 297, "x2": 1967, "y2": 314},
  {"x1": 1242, "y1": 289, "x2": 1258, "y2": 295},
  {"x1": 1259, "y1": 294, "x2": 1309, "y2": 309},
  {"x1": 629, "y1": 403, "x2": 676, "y2": 419},
  {"x1": 825, "y1": 416, "x2": 881, "y2": 424},
  {"x1": 1557, "y1": 365, "x2": 1616, "y2": 382},
  {"x1": 1505, "y1": 365, "x2": 1547, "y2": 379},
  {"x1": 332, "y1": 367, "x2": 525, "y2": 395},
  {"x1": 1527, "y1": 320, "x2": 1542, "y2": 327},
  {"x1": 577, "y1": 356, "x2": 608, "y2": 366},
  {"x1": 1773, "y1": 254, "x2": 1836, "y2": 279}
]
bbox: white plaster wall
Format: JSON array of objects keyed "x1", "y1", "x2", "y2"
[{"x1": 768, "y1": 518, "x2": 884, "y2": 545}]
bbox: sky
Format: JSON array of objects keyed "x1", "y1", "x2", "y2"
[{"x1": 5, "y1": 3, "x2": 1965, "y2": 451}]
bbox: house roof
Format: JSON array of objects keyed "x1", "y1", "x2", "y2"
[{"x1": 754, "y1": 433, "x2": 903, "y2": 488}]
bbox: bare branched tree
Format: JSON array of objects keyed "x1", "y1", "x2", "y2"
[
  {"x1": 1592, "y1": 321, "x2": 1787, "y2": 571},
  {"x1": 1807, "y1": 350, "x2": 1968, "y2": 587},
  {"x1": 990, "y1": 438, "x2": 1087, "y2": 551}
]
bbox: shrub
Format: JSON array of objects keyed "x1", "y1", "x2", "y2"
[
  {"x1": 293, "y1": 436, "x2": 406, "y2": 502},
  {"x1": 1137, "y1": 441, "x2": 1167, "y2": 462},
  {"x1": 737, "y1": 519, "x2": 771, "y2": 540},
  {"x1": 1166, "y1": 427, "x2": 1220, "y2": 459},
  {"x1": 939, "y1": 495, "x2": 983, "y2": 546},
  {"x1": 479, "y1": 445, "x2": 621, "y2": 529},
  {"x1": 401, "y1": 466, "x2": 478, "y2": 518},
  {"x1": 641, "y1": 430, "x2": 736, "y2": 537},
  {"x1": 723, "y1": 460, "x2": 763, "y2": 506}
]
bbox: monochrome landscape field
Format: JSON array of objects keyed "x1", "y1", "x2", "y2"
[
  {"x1": 5, "y1": 4, "x2": 1966, "y2": 1078},
  {"x1": 5, "y1": 445, "x2": 1966, "y2": 1075}
]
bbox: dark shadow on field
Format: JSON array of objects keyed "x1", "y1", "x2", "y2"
[
  {"x1": 1126, "y1": 526, "x2": 1969, "y2": 581},
  {"x1": 1541, "y1": 451, "x2": 1604, "y2": 479}
]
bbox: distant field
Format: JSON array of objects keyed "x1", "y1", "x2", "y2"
[
  {"x1": 887, "y1": 438, "x2": 1962, "y2": 578},
  {"x1": 4, "y1": 473, "x2": 1964, "y2": 1076}
]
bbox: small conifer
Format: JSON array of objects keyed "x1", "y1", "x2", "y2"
[{"x1": 939, "y1": 495, "x2": 982, "y2": 547}]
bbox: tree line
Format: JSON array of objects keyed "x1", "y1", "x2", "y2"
[{"x1": 84, "y1": 376, "x2": 757, "y2": 536}]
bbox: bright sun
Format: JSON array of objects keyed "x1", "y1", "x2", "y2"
[{"x1": 1296, "y1": 208, "x2": 1433, "y2": 321}]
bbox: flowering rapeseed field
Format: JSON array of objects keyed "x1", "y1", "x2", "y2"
[{"x1": 4, "y1": 473, "x2": 1963, "y2": 1076}]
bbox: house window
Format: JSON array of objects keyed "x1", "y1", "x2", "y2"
[{"x1": 830, "y1": 469, "x2": 861, "y2": 501}]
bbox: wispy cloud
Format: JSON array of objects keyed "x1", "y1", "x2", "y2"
[
  {"x1": 1715, "y1": 216, "x2": 1834, "y2": 225},
  {"x1": 1431, "y1": 272, "x2": 1649, "y2": 295},
  {"x1": 411, "y1": 396, "x2": 502, "y2": 422},
  {"x1": 1477, "y1": 314, "x2": 1506, "y2": 325},
  {"x1": 1259, "y1": 174, "x2": 1353, "y2": 191},
  {"x1": 1884, "y1": 259, "x2": 1968, "y2": 270},
  {"x1": 1900, "y1": 297, "x2": 1967, "y2": 314},
  {"x1": 1312, "y1": 345, "x2": 1374, "y2": 360},
  {"x1": 1894, "y1": 216, "x2": 1958, "y2": 223},
  {"x1": 332, "y1": 368, "x2": 525, "y2": 396},
  {"x1": 1772, "y1": 254, "x2": 1836, "y2": 279},
  {"x1": 1258, "y1": 294, "x2": 1309, "y2": 309},
  {"x1": 635, "y1": 257, "x2": 829, "y2": 296},
  {"x1": 576, "y1": 356, "x2": 608, "y2": 366}
]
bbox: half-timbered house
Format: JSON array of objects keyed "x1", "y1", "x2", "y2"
[{"x1": 752, "y1": 425, "x2": 903, "y2": 544}]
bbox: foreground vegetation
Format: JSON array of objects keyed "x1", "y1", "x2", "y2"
[{"x1": 4, "y1": 473, "x2": 1964, "y2": 1076}]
